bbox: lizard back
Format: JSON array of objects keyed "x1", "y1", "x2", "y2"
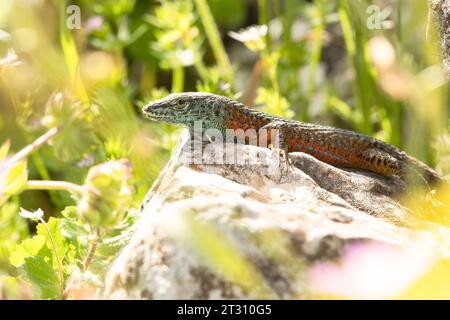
[{"x1": 221, "y1": 101, "x2": 441, "y2": 184}]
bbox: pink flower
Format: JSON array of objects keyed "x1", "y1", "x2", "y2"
[{"x1": 306, "y1": 241, "x2": 432, "y2": 299}]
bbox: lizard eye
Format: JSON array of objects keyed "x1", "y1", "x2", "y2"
[{"x1": 174, "y1": 99, "x2": 186, "y2": 108}]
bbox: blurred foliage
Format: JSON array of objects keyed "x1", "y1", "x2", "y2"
[
  {"x1": 78, "y1": 160, "x2": 132, "y2": 228},
  {"x1": 0, "y1": 0, "x2": 448, "y2": 299}
]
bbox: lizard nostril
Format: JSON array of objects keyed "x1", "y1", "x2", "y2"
[{"x1": 143, "y1": 104, "x2": 156, "y2": 113}]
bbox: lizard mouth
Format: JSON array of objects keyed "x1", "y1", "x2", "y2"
[
  {"x1": 143, "y1": 112, "x2": 179, "y2": 125},
  {"x1": 144, "y1": 113, "x2": 165, "y2": 119}
]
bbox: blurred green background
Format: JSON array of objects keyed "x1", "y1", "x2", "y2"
[{"x1": 0, "y1": 0, "x2": 449, "y2": 299}]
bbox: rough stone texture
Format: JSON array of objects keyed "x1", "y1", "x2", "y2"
[
  {"x1": 430, "y1": 0, "x2": 450, "y2": 81},
  {"x1": 104, "y1": 133, "x2": 450, "y2": 299}
]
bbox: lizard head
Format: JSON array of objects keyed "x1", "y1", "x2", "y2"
[{"x1": 142, "y1": 92, "x2": 228, "y2": 130}]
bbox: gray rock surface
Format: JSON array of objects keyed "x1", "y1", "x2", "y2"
[{"x1": 104, "y1": 133, "x2": 450, "y2": 299}]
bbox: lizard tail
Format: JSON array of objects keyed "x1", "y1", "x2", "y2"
[{"x1": 404, "y1": 155, "x2": 442, "y2": 186}]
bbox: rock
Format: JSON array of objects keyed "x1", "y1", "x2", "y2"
[{"x1": 104, "y1": 132, "x2": 450, "y2": 299}]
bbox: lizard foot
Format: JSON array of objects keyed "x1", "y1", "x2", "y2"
[{"x1": 271, "y1": 147, "x2": 291, "y2": 184}]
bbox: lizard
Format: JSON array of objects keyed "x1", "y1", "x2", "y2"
[{"x1": 142, "y1": 92, "x2": 442, "y2": 186}]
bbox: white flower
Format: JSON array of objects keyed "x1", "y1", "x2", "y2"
[
  {"x1": 0, "y1": 48, "x2": 21, "y2": 69},
  {"x1": 0, "y1": 29, "x2": 11, "y2": 41},
  {"x1": 228, "y1": 25, "x2": 268, "y2": 52},
  {"x1": 175, "y1": 49, "x2": 195, "y2": 66},
  {"x1": 19, "y1": 208, "x2": 44, "y2": 221}
]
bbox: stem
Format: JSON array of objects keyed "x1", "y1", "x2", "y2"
[
  {"x1": 38, "y1": 216, "x2": 64, "y2": 297},
  {"x1": 338, "y1": 0, "x2": 372, "y2": 135},
  {"x1": 6, "y1": 127, "x2": 60, "y2": 167},
  {"x1": 83, "y1": 239, "x2": 98, "y2": 271},
  {"x1": 273, "y1": 0, "x2": 281, "y2": 19},
  {"x1": 305, "y1": 0, "x2": 325, "y2": 121},
  {"x1": 193, "y1": 0, "x2": 233, "y2": 84},
  {"x1": 172, "y1": 67, "x2": 184, "y2": 93},
  {"x1": 26, "y1": 180, "x2": 85, "y2": 194},
  {"x1": 0, "y1": 72, "x2": 20, "y2": 114},
  {"x1": 258, "y1": 0, "x2": 272, "y2": 52},
  {"x1": 338, "y1": 1, "x2": 355, "y2": 57},
  {"x1": 57, "y1": 0, "x2": 88, "y2": 100},
  {"x1": 396, "y1": 0, "x2": 402, "y2": 43},
  {"x1": 194, "y1": 56, "x2": 209, "y2": 82},
  {"x1": 21, "y1": 129, "x2": 62, "y2": 206},
  {"x1": 282, "y1": 0, "x2": 295, "y2": 48},
  {"x1": 243, "y1": 58, "x2": 263, "y2": 106}
]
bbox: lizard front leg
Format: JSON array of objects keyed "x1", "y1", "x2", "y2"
[{"x1": 260, "y1": 121, "x2": 291, "y2": 183}]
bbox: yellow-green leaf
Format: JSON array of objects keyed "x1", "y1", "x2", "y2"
[
  {"x1": 9, "y1": 235, "x2": 46, "y2": 267},
  {"x1": 36, "y1": 218, "x2": 67, "y2": 270},
  {"x1": 2, "y1": 160, "x2": 28, "y2": 196}
]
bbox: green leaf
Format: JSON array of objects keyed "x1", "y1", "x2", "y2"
[
  {"x1": 9, "y1": 235, "x2": 46, "y2": 267},
  {"x1": 0, "y1": 139, "x2": 10, "y2": 162},
  {"x1": 96, "y1": 209, "x2": 137, "y2": 256},
  {"x1": 1, "y1": 160, "x2": 28, "y2": 197},
  {"x1": 42, "y1": 94, "x2": 98, "y2": 162},
  {"x1": 61, "y1": 206, "x2": 78, "y2": 219},
  {"x1": 21, "y1": 256, "x2": 60, "y2": 299},
  {"x1": 56, "y1": 217, "x2": 89, "y2": 265},
  {"x1": 52, "y1": 118, "x2": 98, "y2": 162},
  {"x1": 36, "y1": 218, "x2": 67, "y2": 270},
  {"x1": 59, "y1": 218, "x2": 90, "y2": 247},
  {"x1": 97, "y1": 232, "x2": 131, "y2": 257},
  {"x1": 0, "y1": 202, "x2": 28, "y2": 261}
]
